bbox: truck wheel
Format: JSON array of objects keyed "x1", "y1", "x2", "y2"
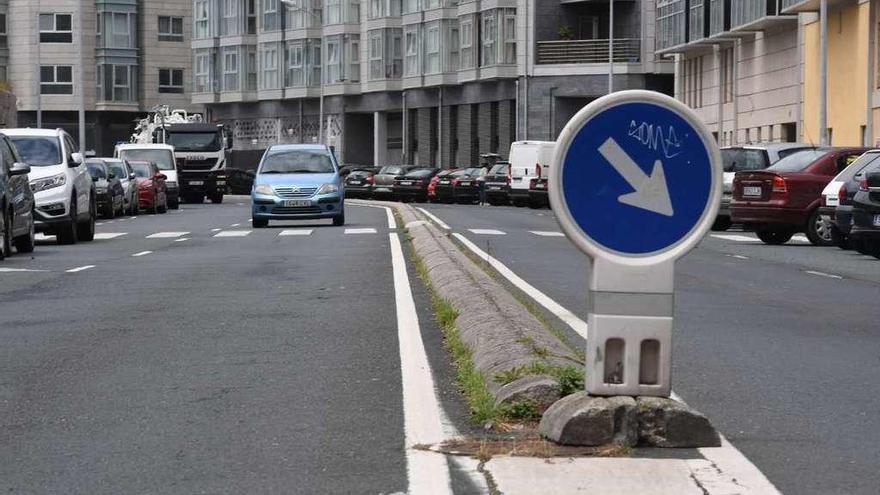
[
  {"x1": 209, "y1": 194, "x2": 223, "y2": 204},
  {"x1": 77, "y1": 196, "x2": 96, "y2": 242}
]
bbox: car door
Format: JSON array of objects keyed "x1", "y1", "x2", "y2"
[
  {"x1": 65, "y1": 134, "x2": 90, "y2": 216},
  {"x1": 0, "y1": 137, "x2": 32, "y2": 235}
]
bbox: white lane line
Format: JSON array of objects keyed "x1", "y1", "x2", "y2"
[
  {"x1": 131, "y1": 251, "x2": 153, "y2": 257},
  {"x1": 469, "y1": 229, "x2": 506, "y2": 235},
  {"x1": 345, "y1": 228, "x2": 377, "y2": 234},
  {"x1": 0, "y1": 267, "x2": 49, "y2": 273},
  {"x1": 94, "y1": 233, "x2": 127, "y2": 240},
  {"x1": 211, "y1": 228, "x2": 222, "y2": 232},
  {"x1": 279, "y1": 229, "x2": 314, "y2": 236},
  {"x1": 65, "y1": 265, "x2": 95, "y2": 273},
  {"x1": 728, "y1": 254, "x2": 749, "y2": 260},
  {"x1": 711, "y1": 234, "x2": 758, "y2": 242},
  {"x1": 95, "y1": 222, "x2": 104, "y2": 226},
  {"x1": 389, "y1": 232, "x2": 455, "y2": 494},
  {"x1": 230, "y1": 223, "x2": 241, "y2": 227},
  {"x1": 174, "y1": 238, "x2": 189, "y2": 242},
  {"x1": 214, "y1": 230, "x2": 252, "y2": 237},
  {"x1": 452, "y1": 232, "x2": 588, "y2": 338},
  {"x1": 349, "y1": 201, "x2": 397, "y2": 228},
  {"x1": 530, "y1": 231, "x2": 565, "y2": 237},
  {"x1": 146, "y1": 231, "x2": 189, "y2": 239},
  {"x1": 805, "y1": 270, "x2": 843, "y2": 279},
  {"x1": 416, "y1": 207, "x2": 450, "y2": 230}
]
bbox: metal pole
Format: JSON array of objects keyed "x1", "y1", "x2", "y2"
[
  {"x1": 402, "y1": 90, "x2": 407, "y2": 164},
  {"x1": 515, "y1": 79, "x2": 520, "y2": 140},
  {"x1": 77, "y1": 1, "x2": 86, "y2": 150},
  {"x1": 319, "y1": 84, "x2": 324, "y2": 143},
  {"x1": 819, "y1": 0, "x2": 828, "y2": 145},
  {"x1": 549, "y1": 87, "x2": 556, "y2": 140},
  {"x1": 608, "y1": 0, "x2": 614, "y2": 93},
  {"x1": 523, "y1": 0, "x2": 530, "y2": 139},
  {"x1": 437, "y1": 87, "x2": 442, "y2": 166},
  {"x1": 717, "y1": 46, "x2": 724, "y2": 146},
  {"x1": 36, "y1": 2, "x2": 42, "y2": 129}
]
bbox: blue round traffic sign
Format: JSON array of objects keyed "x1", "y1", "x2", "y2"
[{"x1": 550, "y1": 91, "x2": 721, "y2": 263}]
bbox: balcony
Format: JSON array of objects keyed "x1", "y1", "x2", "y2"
[{"x1": 536, "y1": 38, "x2": 640, "y2": 65}]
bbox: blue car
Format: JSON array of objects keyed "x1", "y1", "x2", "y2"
[{"x1": 251, "y1": 144, "x2": 345, "y2": 227}]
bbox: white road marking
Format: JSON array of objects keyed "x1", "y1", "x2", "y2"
[
  {"x1": 349, "y1": 201, "x2": 397, "y2": 228},
  {"x1": 211, "y1": 228, "x2": 222, "y2": 232},
  {"x1": 389, "y1": 232, "x2": 455, "y2": 494},
  {"x1": 174, "y1": 238, "x2": 189, "y2": 242},
  {"x1": 530, "y1": 230, "x2": 565, "y2": 237},
  {"x1": 416, "y1": 207, "x2": 450, "y2": 230},
  {"x1": 452, "y1": 232, "x2": 588, "y2": 338},
  {"x1": 711, "y1": 234, "x2": 758, "y2": 242},
  {"x1": 94, "y1": 233, "x2": 127, "y2": 240},
  {"x1": 279, "y1": 229, "x2": 314, "y2": 236},
  {"x1": 230, "y1": 223, "x2": 241, "y2": 227},
  {"x1": 468, "y1": 229, "x2": 506, "y2": 235},
  {"x1": 728, "y1": 254, "x2": 749, "y2": 260},
  {"x1": 214, "y1": 230, "x2": 252, "y2": 237},
  {"x1": 146, "y1": 231, "x2": 189, "y2": 239},
  {"x1": 806, "y1": 270, "x2": 843, "y2": 279},
  {"x1": 131, "y1": 251, "x2": 153, "y2": 257},
  {"x1": 0, "y1": 267, "x2": 48, "y2": 273},
  {"x1": 65, "y1": 265, "x2": 95, "y2": 273},
  {"x1": 345, "y1": 228, "x2": 377, "y2": 234}
]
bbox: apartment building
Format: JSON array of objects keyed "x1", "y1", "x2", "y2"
[
  {"x1": 4, "y1": 0, "x2": 199, "y2": 155},
  {"x1": 656, "y1": 0, "x2": 803, "y2": 146},
  {"x1": 192, "y1": 0, "x2": 672, "y2": 168}
]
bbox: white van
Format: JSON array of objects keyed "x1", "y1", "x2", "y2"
[
  {"x1": 115, "y1": 143, "x2": 180, "y2": 209},
  {"x1": 508, "y1": 140, "x2": 555, "y2": 207}
]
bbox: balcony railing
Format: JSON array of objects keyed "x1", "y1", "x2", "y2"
[{"x1": 536, "y1": 38, "x2": 641, "y2": 65}]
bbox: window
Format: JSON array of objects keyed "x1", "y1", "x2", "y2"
[
  {"x1": 326, "y1": 0, "x2": 342, "y2": 25},
  {"x1": 159, "y1": 16, "x2": 184, "y2": 41},
  {"x1": 40, "y1": 65, "x2": 73, "y2": 94},
  {"x1": 403, "y1": 0, "x2": 420, "y2": 14},
  {"x1": 159, "y1": 69, "x2": 184, "y2": 93},
  {"x1": 445, "y1": 22, "x2": 459, "y2": 72},
  {"x1": 369, "y1": 30, "x2": 383, "y2": 80},
  {"x1": 424, "y1": 23, "x2": 440, "y2": 74},
  {"x1": 247, "y1": 0, "x2": 257, "y2": 33},
  {"x1": 460, "y1": 16, "x2": 474, "y2": 69},
  {"x1": 502, "y1": 10, "x2": 516, "y2": 64},
  {"x1": 246, "y1": 45, "x2": 258, "y2": 90},
  {"x1": 96, "y1": 13, "x2": 101, "y2": 46},
  {"x1": 110, "y1": 12, "x2": 135, "y2": 48},
  {"x1": 720, "y1": 47, "x2": 733, "y2": 103},
  {"x1": 389, "y1": 29, "x2": 403, "y2": 78},
  {"x1": 481, "y1": 12, "x2": 496, "y2": 66},
  {"x1": 260, "y1": 43, "x2": 279, "y2": 89},
  {"x1": 263, "y1": 0, "x2": 279, "y2": 31},
  {"x1": 222, "y1": 0, "x2": 240, "y2": 36},
  {"x1": 194, "y1": 0, "x2": 211, "y2": 38},
  {"x1": 194, "y1": 49, "x2": 214, "y2": 92},
  {"x1": 308, "y1": 40, "x2": 322, "y2": 85},
  {"x1": 287, "y1": 41, "x2": 305, "y2": 86},
  {"x1": 404, "y1": 25, "x2": 420, "y2": 77},
  {"x1": 348, "y1": 0, "x2": 361, "y2": 23},
  {"x1": 289, "y1": 0, "x2": 322, "y2": 28},
  {"x1": 223, "y1": 47, "x2": 240, "y2": 91},
  {"x1": 325, "y1": 36, "x2": 341, "y2": 82},
  {"x1": 113, "y1": 65, "x2": 134, "y2": 101},
  {"x1": 0, "y1": 13, "x2": 6, "y2": 36},
  {"x1": 349, "y1": 35, "x2": 360, "y2": 82},
  {"x1": 39, "y1": 13, "x2": 72, "y2": 43}
]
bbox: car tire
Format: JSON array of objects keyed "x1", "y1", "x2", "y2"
[
  {"x1": 209, "y1": 194, "x2": 223, "y2": 204},
  {"x1": 830, "y1": 225, "x2": 850, "y2": 250},
  {"x1": 77, "y1": 196, "x2": 96, "y2": 242},
  {"x1": 756, "y1": 228, "x2": 794, "y2": 245},
  {"x1": 711, "y1": 216, "x2": 732, "y2": 232},
  {"x1": 253, "y1": 217, "x2": 268, "y2": 228},
  {"x1": 169, "y1": 198, "x2": 179, "y2": 210},
  {"x1": 13, "y1": 210, "x2": 35, "y2": 254},
  {"x1": 157, "y1": 194, "x2": 168, "y2": 214},
  {"x1": 805, "y1": 209, "x2": 834, "y2": 246},
  {"x1": 333, "y1": 213, "x2": 345, "y2": 226},
  {"x1": 57, "y1": 196, "x2": 78, "y2": 245},
  {"x1": 0, "y1": 209, "x2": 11, "y2": 260}
]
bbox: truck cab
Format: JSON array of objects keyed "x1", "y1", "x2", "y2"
[
  {"x1": 161, "y1": 123, "x2": 228, "y2": 204},
  {"x1": 115, "y1": 143, "x2": 180, "y2": 209}
]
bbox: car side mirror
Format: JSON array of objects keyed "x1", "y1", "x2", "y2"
[
  {"x1": 9, "y1": 162, "x2": 31, "y2": 176},
  {"x1": 129, "y1": 172, "x2": 137, "y2": 180},
  {"x1": 70, "y1": 152, "x2": 84, "y2": 166},
  {"x1": 108, "y1": 173, "x2": 116, "y2": 180}
]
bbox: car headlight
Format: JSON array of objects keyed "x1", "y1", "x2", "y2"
[
  {"x1": 317, "y1": 183, "x2": 339, "y2": 195},
  {"x1": 254, "y1": 184, "x2": 275, "y2": 196},
  {"x1": 30, "y1": 174, "x2": 67, "y2": 193}
]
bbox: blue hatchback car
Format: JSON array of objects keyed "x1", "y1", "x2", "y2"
[{"x1": 251, "y1": 144, "x2": 344, "y2": 227}]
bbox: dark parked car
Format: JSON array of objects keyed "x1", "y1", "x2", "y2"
[
  {"x1": 86, "y1": 159, "x2": 125, "y2": 218},
  {"x1": 392, "y1": 168, "x2": 439, "y2": 202},
  {"x1": 344, "y1": 170, "x2": 375, "y2": 198},
  {"x1": 731, "y1": 147, "x2": 867, "y2": 245},
  {"x1": 104, "y1": 158, "x2": 139, "y2": 215},
  {"x1": 435, "y1": 168, "x2": 484, "y2": 204},
  {"x1": 372, "y1": 165, "x2": 412, "y2": 199},
  {"x1": 0, "y1": 133, "x2": 34, "y2": 259},
  {"x1": 818, "y1": 150, "x2": 880, "y2": 249},
  {"x1": 529, "y1": 176, "x2": 549, "y2": 208},
  {"x1": 129, "y1": 161, "x2": 168, "y2": 214},
  {"x1": 428, "y1": 169, "x2": 456, "y2": 202},
  {"x1": 483, "y1": 162, "x2": 511, "y2": 206},
  {"x1": 849, "y1": 171, "x2": 880, "y2": 258}
]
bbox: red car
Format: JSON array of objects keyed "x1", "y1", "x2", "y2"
[
  {"x1": 427, "y1": 169, "x2": 456, "y2": 202},
  {"x1": 731, "y1": 147, "x2": 867, "y2": 245},
  {"x1": 129, "y1": 160, "x2": 169, "y2": 214}
]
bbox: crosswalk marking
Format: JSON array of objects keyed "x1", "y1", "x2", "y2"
[
  {"x1": 469, "y1": 229, "x2": 506, "y2": 235},
  {"x1": 66, "y1": 265, "x2": 95, "y2": 273},
  {"x1": 174, "y1": 238, "x2": 189, "y2": 242},
  {"x1": 279, "y1": 229, "x2": 314, "y2": 236},
  {"x1": 345, "y1": 228, "x2": 377, "y2": 234},
  {"x1": 146, "y1": 232, "x2": 189, "y2": 239},
  {"x1": 711, "y1": 234, "x2": 758, "y2": 242},
  {"x1": 94, "y1": 233, "x2": 127, "y2": 240},
  {"x1": 530, "y1": 231, "x2": 564, "y2": 237},
  {"x1": 132, "y1": 251, "x2": 153, "y2": 257},
  {"x1": 214, "y1": 230, "x2": 252, "y2": 237}
]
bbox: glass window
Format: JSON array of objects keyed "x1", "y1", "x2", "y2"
[
  {"x1": 481, "y1": 11, "x2": 496, "y2": 67},
  {"x1": 247, "y1": 0, "x2": 257, "y2": 33},
  {"x1": 159, "y1": 68, "x2": 185, "y2": 93},
  {"x1": 259, "y1": 149, "x2": 335, "y2": 173},
  {"x1": 111, "y1": 12, "x2": 134, "y2": 48},
  {"x1": 308, "y1": 40, "x2": 322, "y2": 85},
  {"x1": 40, "y1": 65, "x2": 73, "y2": 95},
  {"x1": 159, "y1": 16, "x2": 185, "y2": 41},
  {"x1": 8, "y1": 136, "x2": 62, "y2": 166},
  {"x1": 502, "y1": 9, "x2": 516, "y2": 64},
  {"x1": 222, "y1": 0, "x2": 240, "y2": 36},
  {"x1": 39, "y1": 13, "x2": 73, "y2": 43},
  {"x1": 403, "y1": 0, "x2": 420, "y2": 14},
  {"x1": 368, "y1": 0, "x2": 400, "y2": 18},
  {"x1": 369, "y1": 30, "x2": 383, "y2": 80},
  {"x1": 325, "y1": 36, "x2": 341, "y2": 82},
  {"x1": 459, "y1": 16, "x2": 474, "y2": 69},
  {"x1": 348, "y1": 0, "x2": 361, "y2": 23},
  {"x1": 721, "y1": 148, "x2": 768, "y2": 172},
  {"x1": 404, "y1": 25, "x2": 420, "y2": 77},
  {"x1": 326, "y1": 0, "x2": 341, "y2": 24},
  {"x1": 113, "y1": 65, "x2": 134, "y2": 101},
  {"x1": 246, "y1": 45, "x2": 258, "y2": 90},
  {"x1": 349, "y1": 35, "x2": 360, "y2": 82},
  {"x1": 767, "y1": 150, "x2": 830, "y2": 173},
  {"x1": 445, "y1": 21, "x2": 459, "y2": 72},
  {"x1": 260, "y1": 42, "x2": 280, "y2": 89},
  {"x1": 424, "y1": 22, "x2": 440, "y2": 74},
  {"x1": 118, "y1": 149, "x2": 175, "y2": 170},
  {"x1": 424, "y1": 0, "x2": 440, "y2": 9},
  {"x1": 389, "y1": 28, "x2": 403, "y2": 78},
  {"x1": 194, "y1": 48, "x2": 215, "y2": 93},
  {"x1": 263, "y1": 0, "x2": 279, "y2": 31},
  {"x1": 223, "y1": 47, "x2": 240, "y2": 91},
  {"x1": 287, "y1": 41, "x2": 305, "y2": 87},
  {"x1": 194, "y1": 0, "x2": 211, "y2": 38}
]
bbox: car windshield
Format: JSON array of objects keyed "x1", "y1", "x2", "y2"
[
  {"x1": 405, "y1": 168, "x2": 435, "y2": 178},
  {"x1": 130, "y1": 163, "x2": 153, "y2": 178},
  {"x1": 86, "y1": 162, "x2": 107, "y2": 180},
  {"x1": 722, "y1": 148, "x2": 769, "y2": 172},
  {"x1": 8, "y1": 136, "x2": 63, "y2": 166},
  {"x1": 107, "y1": 163, "x2": 127, "y2": 179},
  {"x1": 119, "y1": 149, "x2": 175, "y2": 170},
  {"x1": 165, "y1": 131, "x2": 222, "y2": 152},
  {"x1": 260, "y1": 149, "x2": 335, "y2": 174},
  {"x1": 767, "y1": 149, "x2": 830, "y2": 172}
]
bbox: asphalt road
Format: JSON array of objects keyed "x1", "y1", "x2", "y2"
[
  {"x1": 0, "y1": 199, "x2": 476, "y2": 494},
  {"x1": 418, "y1": 201, "x2": 880, "y2": 495}
]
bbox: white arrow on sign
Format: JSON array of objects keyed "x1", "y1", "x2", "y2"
[{"x1": 598, "y1": 137, "x2": 675, "y2": 217}]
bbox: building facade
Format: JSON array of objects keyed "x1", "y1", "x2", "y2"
[
  {"x1": 192, "y1": 0, "x2": 673, "y2": 168},
  {"x1": 5, "y1": 0, "x2": 200, "y2": 155}
]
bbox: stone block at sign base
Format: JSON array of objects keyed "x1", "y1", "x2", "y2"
[
  {"x1": 495, "y1": 375, "x2": 561, "y2": 412},
  {"x1": 539, "y1": 392, "x2": 638, "y2": 446},
  {"x1": 637, "y1": 397, "x2": 721, "y2": 448}
]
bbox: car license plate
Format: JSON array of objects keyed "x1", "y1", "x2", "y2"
[
  {"x1": 400, "y1": 181, "x2": 412, "y2": 185},
  {"x1": 535, "y1": 183, "x2": 545, "y2": 189},
  {"x1": 189, "y1": 180, "x2": 204, "y2": 186},
  {"x1": 282, "y1": 200, "x2": 310, "y2": 207},
  {"x1": 459, "y1": 181, "x2": 471, "y2": 186},
  {"x1": 743, "y1": 186, "x2": 762, "y2": 197},
  {"x1": 489, "y1": 186, "x2": 501, "y2": 190},
  {"x1": 348, "y1": 180, "x2": 362, "y2": 185},
  {"x1": 874, "y1": 214, "x2": 880, "y2": 227},
  {"x1": 439, "y1": 181, "x2": 449, "y2": 185}
]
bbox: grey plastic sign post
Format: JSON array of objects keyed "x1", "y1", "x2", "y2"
[{"x1": 549, "y1": 90, "x2": 722, "y2": 397}]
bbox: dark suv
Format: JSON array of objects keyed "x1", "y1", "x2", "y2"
[
  {"x1": 0, "y1": 133, "x2": 35, "y2": 259},
  {"x1": 850, "y1": 171, "x2": 880, "y2": 258}
]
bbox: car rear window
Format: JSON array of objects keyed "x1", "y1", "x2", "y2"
[
  {"x1": 405, "y1": 168, "x2": 435, "y2": 178},
  {"x1": 86, "y1": 162, "x2": 107, "y2": 180},
  {"x1": 379, "y1": 166, "x2": 404, "y2": 175},
  {"x1": 721, "y1": 148, "x2": 768, "y2": 172},
  {"x1": 836, "y1": 152, "x2": 880, "y2": 181},
  {"x1": 766, "y1": 149, "x2": 830, "y2": 172},
  {"x1": 489, "y1": 164, "x2": 509, "y2": 175},
  {"x1": 130, "y1": 163, "x2": 153, "y2": 178},
  {"x1": 348, "y1": 171, "x2": 372, "y2": 178},
  {"x1": 450, "y1": 170, "x2": 471, "y2": 177}
]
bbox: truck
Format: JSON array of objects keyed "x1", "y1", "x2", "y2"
[
  {"x1": 131, "y1": 106, "x2": 230, "y2": 204},
  {"x1": 508, "y1": 140, "x2": 555, "y2": 208}
]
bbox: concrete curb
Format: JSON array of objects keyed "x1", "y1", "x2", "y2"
[{"x1": 386, "y1": 201, "x2": 580, "y2": 410}]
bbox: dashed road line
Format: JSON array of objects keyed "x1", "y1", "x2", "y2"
[
  {"x1": 349, "y1": 201, "x2": 397, "y2": 228},
  {"x1": 711, "y1": 234, "x2": 758, "y2": 242},
  {"x1": 230, "y1": 223, "x2": 241, "y2": 227},
  {"x1": 416, "y1": 207, "x2": 450, "y2": 230},
  {"x1": 530, "y1": 231, "x2": 565, "y2": 237},
  {"x1": 468, "y1": 229, "x2": 506, "y2": 235},
  {"x1": 214, "y1": 230, "x2": 252, "y2": 237},
  {"x1": 279, "y1": 229, "x2": 314, "y2": 236},
  {"x1": 131, "y1": 251, "x2": 153, "y2": 257},
  {"x1": 146, "y1": 231, "x2": 189, "y2": 239},
  {"x1": 65, "y1": 265, "x2": 95, "y2": 273},
  {"x1": 174, "y1": 238, "x2": 189, "y2": 242},
  {"x1": 345, "y1": 228, "x2": 377, "y2": 234},
  {"x1": 211, "y1": 228, "x2": 222, "y2": 232},
  {"x1": 805, "y1": 270, "x2": 843, "y2": 279},
  {"x1": 94, "y1": 233, "x2": 127, "y2": 240},
  {"x1": 0, "y1": 267, "x2": 48, "y2": 273}
]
